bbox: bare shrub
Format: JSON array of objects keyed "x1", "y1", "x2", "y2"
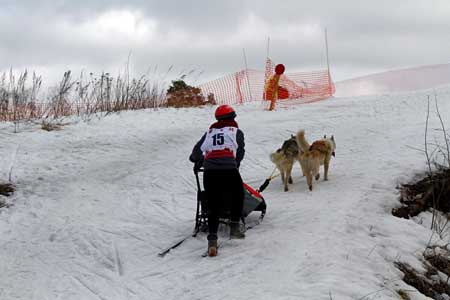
[
  {"x1": 393, "y1": 95, "x2": 450, "y2": 238},
  {"x1": 166, "y1": 78, "x2": 215, "y2": 108}
]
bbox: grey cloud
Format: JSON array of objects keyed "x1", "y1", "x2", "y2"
[{"x1": 1, "y1": 0, "x2": 450, "y2": 85}]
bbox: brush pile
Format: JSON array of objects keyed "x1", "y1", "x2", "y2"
[
  {"x1": 392, "y1": 167, "x2": 450, "y2": 219},
  {"x1": 166, "y1": 79, "x2": 215, "y2": 108}
]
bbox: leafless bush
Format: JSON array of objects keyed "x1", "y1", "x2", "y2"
[
  {"x1": 393, "y1": 95, "x2": 450, "y2": 238},
  {"x1": 425, "y1": 95, "x2": 450, "y2": 236}
]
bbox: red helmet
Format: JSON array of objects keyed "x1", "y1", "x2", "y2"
[
  {"x1": 275, "y1": 64, "x2": 285, "y2": 75},
  {"x1": 215, "y1": 105, "x2": 236, "y2": 120}
]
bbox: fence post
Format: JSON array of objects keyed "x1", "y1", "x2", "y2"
[{"x1": 242, "y1": 48, "x2": 253, "y2": 102}]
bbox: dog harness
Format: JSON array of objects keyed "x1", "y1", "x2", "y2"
[{"x1": 201, "y1": 127, "x2": 238, "y2": 160}]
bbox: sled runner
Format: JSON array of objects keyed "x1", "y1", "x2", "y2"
[{"x1": 193, "y1": 168, "x2": 267, "y2": 236}]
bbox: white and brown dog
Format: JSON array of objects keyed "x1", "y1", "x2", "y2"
[
  {"x1": 296, "y1": 130, "x2": 336, "y2": 191},
  {"x1": 270, "y1": 135, "x2": 303, "y2": 192}
]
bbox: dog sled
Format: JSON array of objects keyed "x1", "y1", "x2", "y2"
[
  {"x1": 193, "y1": 168, "x2": 267, "y2": 235},
  {"x1": 158, "y1": 168, "x2": 268, "y2": 257}
]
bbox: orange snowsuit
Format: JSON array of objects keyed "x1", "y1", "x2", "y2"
[{"x1": 265, "y1": 74, "x2": 289, "y2": 101}]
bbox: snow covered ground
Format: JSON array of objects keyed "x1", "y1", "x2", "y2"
[
  {"x1": 335, "y1": 63, "x2": 450, "y2": 97},
  {"x1": 1, "y1": 86, "x2": 450, "y2": 300}
]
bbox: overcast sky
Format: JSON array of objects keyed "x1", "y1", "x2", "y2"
[{"x1": 1, "y1": 0, "x2": 450, "y2": 87}]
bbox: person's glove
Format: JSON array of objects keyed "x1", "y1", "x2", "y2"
[{"x1": 193, "y1": 160, "x2": 203, "y2": 173}]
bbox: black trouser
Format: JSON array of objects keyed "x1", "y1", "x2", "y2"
[{"x1": 203, "y1": 168, "x2": 244, "y2": 239}]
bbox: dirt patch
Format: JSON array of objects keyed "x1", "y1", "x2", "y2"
[
  {"x1": 397, "y1": 289, "x2": 411, "y2": 300},
  {"x1": 392, "y1": 167, "x2": 450, "y2": 219},
  {"x1": 396, "y1": 246, "x2": 450, "y2": 300},
  {"x1": 0, "y1": 182, "x2": 14, "y2": 208},
  {"x1": 0, "y1": 183, "x2": 14, "y2": 197},
  {"x1": 41, "y1": 121, "x2": 62, "y2": 131}
]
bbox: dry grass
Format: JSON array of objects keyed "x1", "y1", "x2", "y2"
[{"x1": 0, "y1": 67, "x2": 205, "y2": 123}]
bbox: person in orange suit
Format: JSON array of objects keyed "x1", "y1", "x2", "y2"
[{"x1": 265, "y1": 64, "x2": 289, "y2": 110}]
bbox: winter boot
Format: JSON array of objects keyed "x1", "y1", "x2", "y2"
[
  {"x1": 207, "y1": 234, "x2": 218, "y2": 257},
  {"x1": 229, "y1": 221, "x2": 245, "y2": 239}
]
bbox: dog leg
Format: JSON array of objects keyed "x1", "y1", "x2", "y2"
[
  {"x1": 283, "y1": 171, "x2": 289, "y2": 192},
  {"x1": 286, "y1": 164, "x2": 294, "y2": 188},
  {"x1": 307, "y1": 173, "x2": 313, "y2": 191},
  {"x1": 313, "y1": 164, "x2": 320, "y2": 181},
  {"x1": 324, "y1": 157, "x2": 330, "y2": 181}
]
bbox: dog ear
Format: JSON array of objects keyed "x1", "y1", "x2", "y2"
[
  {"x1": 331, "y1": 135, "x2": 334, "y2": 141},
  {"x1": 323, "y1": 135, "x2": 327, "y2": 138}
]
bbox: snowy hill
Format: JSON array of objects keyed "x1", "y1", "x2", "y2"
[
  {"x1": 1, "y1": 87, "x2": 450, "y2": 299},
  {"x1": 335, "y1": 63, "x2": 450, "y2": 97}
]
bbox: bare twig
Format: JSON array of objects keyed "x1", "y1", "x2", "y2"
[
  {"x1": 434, "y1": 93, "x2": 450, "y2": 167},
  {"x1": 424, "y1": 96, "x2": 437, "y2": 230}
]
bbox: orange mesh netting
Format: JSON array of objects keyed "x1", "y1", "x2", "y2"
[
  {"x1": 264, "y1": 58, "x2": 335, "y2": 106},
  {"x1": 198, "y1": 58, "x2": 335, "y2": 107}
]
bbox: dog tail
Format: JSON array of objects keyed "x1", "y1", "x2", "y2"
[{"x1": 296, "y1": 130, "x2": 310, "y2": 152}]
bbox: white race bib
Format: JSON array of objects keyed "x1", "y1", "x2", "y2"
[{"x1": 200, "y1": 127, "x2": 238, "y2": 159}]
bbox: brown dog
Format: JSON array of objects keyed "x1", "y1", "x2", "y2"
[
  {"x1": 270, "y1": 135, "x2": 302, "y2": 191},
  {"x1": 296, "y1": 130, "x2": 336, "y2": 191}
]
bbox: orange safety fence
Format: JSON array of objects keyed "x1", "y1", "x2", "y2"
[
  {"x1": 198, "y1": 58, "x2": 335, "y2": 107},
  {"x1": 199, "y1": 70, "x2": 248, "y2": 105},
  {"x1": 264, "y1": 58, "x2": 335, "y2": 106}
]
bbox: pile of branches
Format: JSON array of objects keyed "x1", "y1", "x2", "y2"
[
  {"x1": 393, "y1": 167, "x2": 450, "y2": 219},
  {"x1": 166, "y1": 79, "x2": 215, "y2": 108}
]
